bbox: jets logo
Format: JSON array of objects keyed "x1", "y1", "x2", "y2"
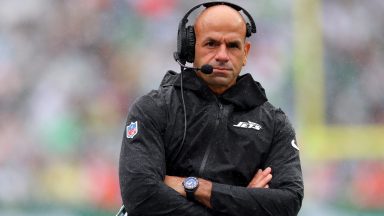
[{"x1": 233, "y1": 121, "x2": 262, "y2": 130}]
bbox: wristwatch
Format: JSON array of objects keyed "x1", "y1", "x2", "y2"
[{"x1": 183, "y1": 177, "x2": 199, "y2": 201}]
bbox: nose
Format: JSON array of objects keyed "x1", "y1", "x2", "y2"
[{"x1": 215, "y1": 44, "x2": 229, "y2": 63}]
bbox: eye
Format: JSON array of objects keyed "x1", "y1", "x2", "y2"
[
  {"x1": 205, "y1": 40, "x2": 218, "y2": 48},
  {"x1": 228, "y1": 42, "x2": 240, "y2": 49}
]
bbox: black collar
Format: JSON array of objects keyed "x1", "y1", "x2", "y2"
[{"x1": 166, "y1": 69, "x2": 268, "y2": 110}]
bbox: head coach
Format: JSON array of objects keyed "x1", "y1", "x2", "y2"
[{"x1": 118, "y1": 1, "x2": 304, "y2": 215}]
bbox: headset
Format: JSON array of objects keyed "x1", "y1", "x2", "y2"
[{"x1": 174, "y1": 1, "x2": 257, "y2": 64}]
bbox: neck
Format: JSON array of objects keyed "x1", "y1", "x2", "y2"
[{"x1": 208, "y1": 86, "x2": 227, "y2": 95}]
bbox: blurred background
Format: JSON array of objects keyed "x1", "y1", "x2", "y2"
[{"x1": 0, "y1": 0, "x2": 383, "y2": 215}]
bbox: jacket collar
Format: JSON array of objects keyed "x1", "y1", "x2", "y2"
[{"x1": 162, "y1": 69, "x2": 268, "y2": 109}]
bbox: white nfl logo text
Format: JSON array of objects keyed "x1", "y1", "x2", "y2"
[{"x1": 233, "y1": 121, "x2": 262, "y2": 130}]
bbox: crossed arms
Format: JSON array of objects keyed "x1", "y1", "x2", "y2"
[
  {"x1": 164, "y1": 167, "x2": 273, "y2": 208},
  {"x1": 119, "y1": 96, "x2": 303, "y2": 216}
]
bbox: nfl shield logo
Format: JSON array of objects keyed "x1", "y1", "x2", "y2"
[{"x1": 126, "y1": 121, "x2": 138, "y2": 138}]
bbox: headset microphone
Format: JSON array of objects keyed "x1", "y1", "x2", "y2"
[
  {"x1": 174, "y1": 52, "x2": 213, "y2": 74},
  {"x1": 199, "y1": 64, "x2": 213, "y2": 74}
]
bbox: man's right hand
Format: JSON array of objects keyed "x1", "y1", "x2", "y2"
[{"x1": 247, "y1": 167, "x2": 272, "y2": 189}]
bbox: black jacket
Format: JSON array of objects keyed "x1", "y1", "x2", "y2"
[{"x1": 119, "y1": 69, "x2": 304, "y2": 216}]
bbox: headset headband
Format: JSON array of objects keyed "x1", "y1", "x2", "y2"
[
  {"x1": 181, "y1": 2, "x2": 257, "y2": 35},
  {"x1": 175, "y1": 1, "x2": 257, "y2": 64}
]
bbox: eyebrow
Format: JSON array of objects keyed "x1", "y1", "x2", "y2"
[
  {"x1": 203, "y1": 37, "x2": 243, "y2": 45},
  {"x1": 227, "y1": 41, "x2": 241, "y2": 47}
]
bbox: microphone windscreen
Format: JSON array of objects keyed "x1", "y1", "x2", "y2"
[{"x1": 200, "y1": 64, "x2": 213, "y2": 74}]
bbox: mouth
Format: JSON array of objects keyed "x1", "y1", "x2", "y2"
[
  {"x1": 213, "y1": 67, "x2": 231, "y2": 70},
  {"x1": 212, "y1": 67, "x2": 232, "y2": 75}
]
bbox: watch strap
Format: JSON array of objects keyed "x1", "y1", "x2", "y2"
[{"x1": 186, "y1": 190, "x2": 196, "y2": 201}]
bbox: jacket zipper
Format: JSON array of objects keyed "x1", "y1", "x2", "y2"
[{"x1": 198, "y1": 101, "x2": 224, "y2": 177}]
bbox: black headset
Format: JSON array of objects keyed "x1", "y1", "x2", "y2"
[{"x1": 174, "y1": 1, "x2": 257, "y2": 64}]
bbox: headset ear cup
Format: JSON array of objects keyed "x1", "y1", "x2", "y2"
[
  {"x1": 246, "y1": 23, "x2": 252, "y2": 37},
  {"x1": 185, "y1": 25, "x2": 196, "y2": 63},
  {"x1": 176, "y1": 21, "x2": 187, "y2": 63}
]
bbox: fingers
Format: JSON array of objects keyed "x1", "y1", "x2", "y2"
[
  {"x1": 251, "y1": 167, "x2": 271, "y2": 185},
  {"x1": 247, "y1": 167, "x2": 273, "y2": 188}
]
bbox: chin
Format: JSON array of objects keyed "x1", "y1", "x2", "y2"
[{"x1": 207, "y1": 78, "x2": 233, "y2": 87}]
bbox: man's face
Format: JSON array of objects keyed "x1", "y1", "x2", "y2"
[{"x1": 193, "y1": 5, "x2": 251, "y2": 94}]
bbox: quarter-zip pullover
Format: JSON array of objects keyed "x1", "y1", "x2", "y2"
[{"x1": 119, "y1": 69, "x2": 304, "y2": 216}]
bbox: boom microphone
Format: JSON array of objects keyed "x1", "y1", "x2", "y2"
[
  {"x1": 199, "y1": 64, "x2": 213, "y2": 74},
  {"x1": 174, "y1": 53, "x2": 213, "y2": 74}
]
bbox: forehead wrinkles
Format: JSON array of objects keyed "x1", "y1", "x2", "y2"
[{"x1": 194, "y1": 5, "x2": 247, "y2": 37}]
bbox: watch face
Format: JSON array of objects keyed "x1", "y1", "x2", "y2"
[{"x1": 184, "y1": 177, "x2": 198, "y2": 190}]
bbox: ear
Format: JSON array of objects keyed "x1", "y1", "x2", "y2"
[{"x1": 243, "y1": 41, "x2": 251, "y2": 66}]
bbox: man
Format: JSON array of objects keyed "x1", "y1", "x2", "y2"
[{"x1": 119, "y1": 2, "x2": 303, "y2": 216}]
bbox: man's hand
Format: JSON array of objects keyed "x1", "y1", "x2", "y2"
[
  {"x1": 247, "y1": 167, "x2": 272, "y2": 188},
  {"x1": 164, "y1": 175, "x2": 186, "y2": 196}
]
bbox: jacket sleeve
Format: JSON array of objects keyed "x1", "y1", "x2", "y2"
[
  {"x1": 119, "y1": 94, "x2": 213, "y2": 216},
  {"x1": 209, "y1": 109, "x2": 304, "y2": 216}
]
